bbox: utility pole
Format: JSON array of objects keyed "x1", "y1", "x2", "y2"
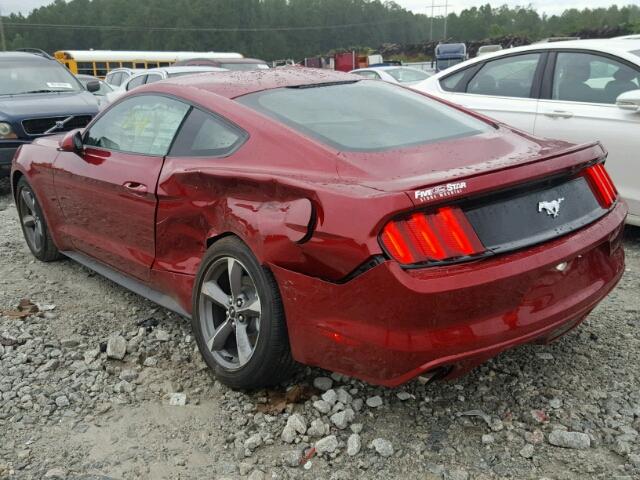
[
  {"x1": 0, "y1": 6, "x2": 6, "y2": 52},
  {"x1": 443, "y1": 0, "x2": 449, "y2": 41},
  {"x1": 428, "y1": 1, "x2": 449, "y2": 42}
]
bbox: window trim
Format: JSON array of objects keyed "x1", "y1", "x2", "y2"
[{"x1": 541, "y1": 48, "x2": 640, "y2": 105}]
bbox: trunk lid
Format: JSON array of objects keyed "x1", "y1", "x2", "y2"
[{"x1": 335, "y1": 128, "x2": 604, "y2": 207}]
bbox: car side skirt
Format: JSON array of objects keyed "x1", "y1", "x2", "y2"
[{"x1": 62, "y1": 250, "x2": 191, "y2": 318}]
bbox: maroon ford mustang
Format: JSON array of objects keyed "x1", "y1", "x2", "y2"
[{"x1": 11, "y1": 68, "x2": 625, "y2": 389}]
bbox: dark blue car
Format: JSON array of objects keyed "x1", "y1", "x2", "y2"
[{"x1": 0, "y1": 51, "x2": 100, "y2": 177}]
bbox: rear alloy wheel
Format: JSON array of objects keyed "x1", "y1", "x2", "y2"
[
  {"x1": 16, "y1": 177, "x2": 62, "y2": 262},
  {"x1": 192, "y1": 237, "x2": 295, "y2": 389}
]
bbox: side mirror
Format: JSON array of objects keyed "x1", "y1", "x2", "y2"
[
  {"x1": 616, "y1": 89, "x2": 640, "y2": 112},
  {"x1": 59, "y1": 129, "x2": 84, "y2": 153},
  {"x1": 85, "y1": 80, "x2": 100, "y2": 93}
]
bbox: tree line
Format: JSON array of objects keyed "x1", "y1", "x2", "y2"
[{"x1": 3, "y1": 0, "x2": 640, "y2": 61}]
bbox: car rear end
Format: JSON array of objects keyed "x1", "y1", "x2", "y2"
[
  {"x1": 235, "y1": 76, "x2": 626, "y2": 386},
  {"x1": 273, "y1": 144, "x2": 625, "y2": 386}
]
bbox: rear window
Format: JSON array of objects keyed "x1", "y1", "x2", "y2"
[{"x1": 237, "y1": 81, "x2": 492, "y2": 151}]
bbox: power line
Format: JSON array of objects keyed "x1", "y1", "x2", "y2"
[{"x1": 3, "y1": 19, "x2": 406, "y2": 33}]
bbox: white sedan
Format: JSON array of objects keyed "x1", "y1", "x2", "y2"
[
  {"x1": 350, "y1": 66, "x2": 432, "y2": 86},
  {"x1": 106, "y1": 66, "x2": 227, "y2": 103},
  {"x1": 414, "y1": 39, "x2": 640, "y2": 225}
]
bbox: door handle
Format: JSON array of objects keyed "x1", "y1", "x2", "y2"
[
  {"x1": 543, "y1": 110, "x2": 574, "y2": 119},
  {"x1": 123, "y1": 181, "x2": 148, "y2": 195}
]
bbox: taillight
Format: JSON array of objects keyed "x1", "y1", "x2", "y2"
[
  {"x1": 584, "y1": 163, "x2": 617, "y2": 209},
  {"x1": 381, "y1": 206, "x2": 485, "y2": 265}
]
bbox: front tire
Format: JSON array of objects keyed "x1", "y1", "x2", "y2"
[
  {"x1": 16, "y1": 177, "x2": 62, "y2": 262},
  {"x1": 192, "y1": 237, "x2": 296, "y2": 389}
]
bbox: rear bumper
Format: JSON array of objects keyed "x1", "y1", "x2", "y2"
[{"x1": 272, "y1": 202, "x2": 627, "y2": 387}]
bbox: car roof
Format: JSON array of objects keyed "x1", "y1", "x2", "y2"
[
  {"x1": 162, "y1": 67, "x2": 359, "y2": 99},
  {"x1": 0, "y1": 51, "x2": 55, "y2": 62}
]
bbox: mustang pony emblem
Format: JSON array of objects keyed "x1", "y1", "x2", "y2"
[{"x1": 538, "y1": 198, "x2": 565, "y2": 218}]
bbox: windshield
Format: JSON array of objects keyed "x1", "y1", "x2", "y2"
[
  {"x1": 386, "y1": 68, "x2": 430, "y2": 83},
  {"x1": 0, "y1": 60, "x2": 83, "y2": 95},
  {"x1": 220, "y1": 63, "x2": 269, "y2": 71},
  {"x1": 237, "y1": 80, "x2": 491, "y2": 152}
]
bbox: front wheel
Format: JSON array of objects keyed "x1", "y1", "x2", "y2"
[
  {"x1": 191, "y1": 237, "x2": 296, "y2": 389},
  {"x1": 16, "y1": 177, "x2": 62, "y2": 262}
]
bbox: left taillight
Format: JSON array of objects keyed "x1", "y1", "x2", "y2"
[
  {"x1": 584, "y1": 163, "x2": 617, "y2": 209},
  {"x1": 380, "y1": 206, "x2": 485, "y2": 266}
]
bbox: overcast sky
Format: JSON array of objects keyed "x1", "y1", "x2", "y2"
[{"x1": 1, "y1": 0, "x2": 638, "y2": 17}]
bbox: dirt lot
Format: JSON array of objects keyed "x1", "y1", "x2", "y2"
[{"x1": 1, "y1": 177, "x2": 639, "y2": 480}]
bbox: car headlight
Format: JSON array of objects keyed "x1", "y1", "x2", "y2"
[{"x1": 0, "y1": 122, "x2": 17, "y2": 139}]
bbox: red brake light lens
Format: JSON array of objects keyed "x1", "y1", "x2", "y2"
[
  {"x1": 584, "y1": 163, "x2": 617, "y2": 208},
  {"x1": 381, "y1": 206, "x2": 485, "y2": 265}
]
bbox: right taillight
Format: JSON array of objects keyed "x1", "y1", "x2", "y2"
[
  {"x1": 381, "y1": 206, "x2": 485, "y2": 266},
  {"x1": 584, "y1": 163, "x2": 617, "y2": 209}
]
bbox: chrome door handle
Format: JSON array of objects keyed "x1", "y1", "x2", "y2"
[
  {"x1": 543, "y1": 110, "x2": 574, "y2": 119},
  {"x1": 123, "y1": 182, "x2": 148, "y2": 195}
]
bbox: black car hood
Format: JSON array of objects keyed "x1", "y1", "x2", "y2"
[{"x1": 0, "y1": 91, "x2": 99, "y2": 119}]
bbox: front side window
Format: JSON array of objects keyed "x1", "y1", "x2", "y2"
[
  {"x1": 552, "y1": 52, "x2": 640, "y2": 104},
  {"x1": 467, "y1": 53, "x2": 541, "y2": 98},
  {"x1": 238, "y1": 80, "x2": 492, "y2": 152},
  {"x1": 170, "y1": 108, "x2": 246, "y2": 157},
  {"x1": 0, "y1": 60, "x2": 84, "y2": 95},
  {"x1": 84, "y1": 95, "x2": 190, "y2": 156}
]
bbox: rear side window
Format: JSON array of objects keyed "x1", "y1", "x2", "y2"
[
  {"x1": 84, "y1": 95, "x2": 190, "y2": 155},
  {"x1": 237, "y1": 80, "x2": 492, "y2": 152},
  {"x1": 126, "y1": 75, "x2": 146, "y2": 91},
  {"x1": 440, "y1": 69, "x2": 467, "y2": 91},
  {"x1": 467, "y1": 53, "x2": 541, "y2": 98},
  {"x1": 107, "y1": 72, "x2": 124, "y2": 86},
  {"x1": 170, "y1": 108, "x2": 246, "y2": 157},
  {"x1": 145, "y1": 74, "x2": 163, "y2": 84}
]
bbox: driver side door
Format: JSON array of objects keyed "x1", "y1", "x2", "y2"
[{"x1": 53, "y1": 94, "x2": 190, "y2": 280}]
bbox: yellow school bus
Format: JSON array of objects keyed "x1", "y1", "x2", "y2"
[{"x1": 54, "y1": 50, "x2": 244, "y2": 78}]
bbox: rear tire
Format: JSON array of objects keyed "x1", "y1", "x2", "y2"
[
  {"x1": 191, "y1": 237, "x2": 296, "y2": 389},
  {"x1": 16, "y1": 177, "x2": 62, "y2": 262}
]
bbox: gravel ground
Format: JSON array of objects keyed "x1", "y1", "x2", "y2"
[{"x1": 1, "y1": 177, "x2": 639, "y2": 480}]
